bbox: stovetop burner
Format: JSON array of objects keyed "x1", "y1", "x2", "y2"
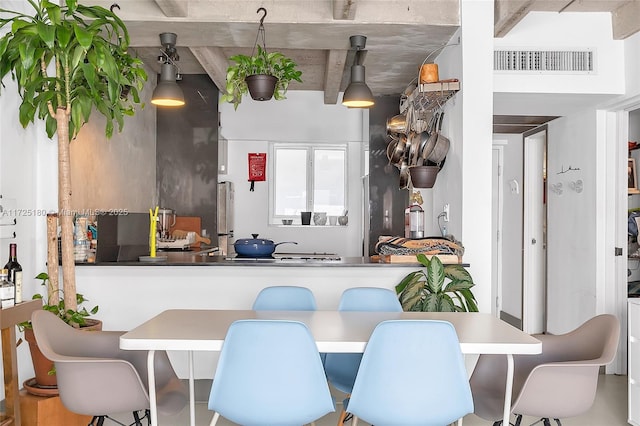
[{"x1": 226, "y1": 254, "x2": 342, "y2": 262}]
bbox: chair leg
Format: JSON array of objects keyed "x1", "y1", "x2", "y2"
[
  {"x1": 492, "y1": 422, "x2": 502, "y2": 426},
  {"x1": 553, "y1": 419, "x2": 561, "y2": 426},
  {"x1": 336, "y1": 408, "x2": 348, "y2": 426},
  {"x1": 542, "y1": 419, "x2": 551, "y2": 426},
  {"x1": 133, "y1": 410, "x2": 144, "y2": 426},
  {"x1": 514, "y1": 414, "x2": 523, "y2": 426},
  {"x1": 352, "y1": 415, "x2": 359, "y2": 426},
  {"x1": 210, "y1": 412, "x2": 220, "y2": 426}
]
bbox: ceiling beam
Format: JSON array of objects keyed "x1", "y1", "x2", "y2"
[
  {"x1": 188, "y1": 47, "x2": 229, "y2": 93},
  {"x1": 324, "y1": 49, "x2": 349, "y2": 104},
  {"x1": 333, "y1": 0, "x2": 357, "y2": 20},
  {"x1": 494, "y1": 0, "x2": 536, "y2": 38},
  {"x1": 612, "y1": 1, "x2": 640, "y2": 40},
  {"x1": 154, "y1": 0, "x2": 188, "y2": 17}
]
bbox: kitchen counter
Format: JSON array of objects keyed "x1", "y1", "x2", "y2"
[{"x1": 78, "y1": 252, "x2": 429, "y2": 267}]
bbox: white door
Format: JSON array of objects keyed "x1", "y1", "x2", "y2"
[
  {"x1": 523, "y1": 130, "x2": 547, "y2": 334},
  {"x1": 491, "y1": 146, "x2": 504, "y2": 317}
]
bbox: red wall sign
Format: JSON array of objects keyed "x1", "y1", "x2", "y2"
[{"x1": 248, "y1": 153, "x2": 266, "y2": 191}]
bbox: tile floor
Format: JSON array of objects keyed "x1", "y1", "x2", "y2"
[{"x1": 111, "y1": 373, "x2": 629, "y2": 426}]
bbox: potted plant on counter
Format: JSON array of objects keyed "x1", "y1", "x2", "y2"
[
  {"x1": 19, "y1": 273, "x2": 100, "y2": 395},
  {"x1": 396, "y1": 254, "x2": 478, "y2": 312}
]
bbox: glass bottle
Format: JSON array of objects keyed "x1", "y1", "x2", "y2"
[
  {"x1": 4, "y1": 243, "x2": 22, "y2": 303},
  {"x1": 0, "y1": 268, "x2": 15, "y2": 308},
  {"x1": 408, "y1": 191, "x2": 425, "y2": 239}
]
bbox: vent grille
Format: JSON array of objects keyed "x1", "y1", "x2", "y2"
[{"x1": 494, "y1": 50, "x2": 594, "y2": 72}]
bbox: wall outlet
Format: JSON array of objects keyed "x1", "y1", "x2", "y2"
[{"x1": 443, "y1": 204, "x2": 450, "y2": 222}]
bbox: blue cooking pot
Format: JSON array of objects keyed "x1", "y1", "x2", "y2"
[{"x1": 234, "y1": 234, "x2": 297, "y2": 257}]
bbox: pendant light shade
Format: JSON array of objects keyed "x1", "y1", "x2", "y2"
[
  {"x1": 151, "y1": 32, "x2": 185, "y2": 107},
  {"x1": 342, "y1": 35, "x2": 374, "y2": 108},
  {"x1": 152, "y1": 63, "x2": 185, "y2": 107},
  {"x1": 342, "y1": 64, "x2": 374, "y2": 108}
]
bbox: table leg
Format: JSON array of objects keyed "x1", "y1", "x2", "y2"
[
  {"x1": 503, "y1": 354, "x2": 514, "y2": 425},
  {"x1": 147, "y1": 350, "x2": 158, "y2": 426},
  {"x1": 189, "y1": 350, "x2": 195, "y2": 426}
]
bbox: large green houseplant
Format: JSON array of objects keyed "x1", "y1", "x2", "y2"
[
  {"x1": 396, "y1": 254, "x2": 478, "y2": 312},
  {"x1": 221, "y1": 44, "x2": 302, "y2": 109},
  {"x1": 0, "y1": 0, "x2": 147, "y2": 311}
]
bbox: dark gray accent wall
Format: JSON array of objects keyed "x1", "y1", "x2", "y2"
[
  {"x1": 368, "y1": 95, "x2": 408, "y2": 255},
  {"x1": 156, "y1": 74, "x2": 219, "y2": 235}
]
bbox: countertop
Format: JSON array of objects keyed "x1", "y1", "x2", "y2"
[{"x1": 77, "y1": 251, "x2": 429, "y2": 267}]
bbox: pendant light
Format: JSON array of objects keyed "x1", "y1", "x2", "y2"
[
  {"x1": 151, "y1": 32, "x2": 185, "y2": 107},
  {"x1": 342, "y1": 35, "x2": 374, "y2": 108}
]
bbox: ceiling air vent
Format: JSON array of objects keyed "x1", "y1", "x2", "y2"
[{"x1": 494, "y1": 49, "x2": 594, "y2": 73}]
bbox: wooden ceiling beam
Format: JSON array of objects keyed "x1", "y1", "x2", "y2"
[
  {"x1": 324, "y1": 49, "x2": 349, "y2": 105},
  {"x1": 188, "y1": 47, "x2": 229, "y2": 93},
  {"x1": 494, "y1": 0, "x2": 537, "y2": 38},
  {"x1": 333, "y1": 0, "x2": 357, "y2": 20},
  {"x1": 613, "y1": 1, "x2": 640, "y2": 40},
  {"x1": 154, "y1": 0, "x2": 188, "y2": 17}
]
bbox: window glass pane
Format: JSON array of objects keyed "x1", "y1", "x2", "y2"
[
  {"x1": 313, "y1": 149, "x2": 345, "y2": 215},
  {"x1": 274, "y1": 149, "x2": 307, "y2": 216}
]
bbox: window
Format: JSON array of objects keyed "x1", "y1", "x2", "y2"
[{"x1": 271, "y1": 143, "x2": 347, "y2": 222}]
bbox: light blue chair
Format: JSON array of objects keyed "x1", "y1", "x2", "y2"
[
  {"x1": 324, "y1": 287, "x2": 402, "y2": 423},
  {"x1": 346, "y1": 320, "x2": 474, "y2": 426},
  {"x1": 207, "y1": 319, "x2": 335, "y2": 426},
  {"x1": 252, "y1": 285, "x2": 317, "y2": 311}
]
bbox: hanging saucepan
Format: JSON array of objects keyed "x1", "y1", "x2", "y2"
[
  {"x1": 407, "y1": 131, "x2": 421, "y2": 166},
  {"x1": 386, "y1": 113, "x2": 409, "y2": 135},
  {"x1": 386, "y1": 139, "x2": 397, "y2": 162},
  {"x1": 399, "y1": 159, "x2": 410, "y2": 189},
  {"x1": 234, "y1": 234, "x2": 298, "y2": 258},
  {"x1": 390, "y1": 134, "x2": 408, "y2": 166},
  {"x1": 421, "y1": 110, "x2": 443, "y2": 162},
  {"x1": 427, "y1": 111, "x2": 450, "y2": 164}
]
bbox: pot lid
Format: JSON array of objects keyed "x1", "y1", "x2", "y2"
[{"x1": 234, "y1": 234, "x2": 274, "y2": 245}]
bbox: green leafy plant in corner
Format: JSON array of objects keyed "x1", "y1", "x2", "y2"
[
  {"x1": 0, "y1": 0, "x2": 147, "y2": 314},
  {"x1": 18, "y1": 272, "x2": 99, "y2": 331},
  {"x1": 220, "y1": 45, "x2": 302, "y2": 109},
  {"x1": 396, "y1": 254, "x2": 478, "y2": 312}
]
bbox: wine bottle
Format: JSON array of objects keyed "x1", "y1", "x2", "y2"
[
  {"x1": 0, "y1": 268, "x2": 14, "y2": 308},
  {"x1": 4, "y1": 243, "x2": 22, "y2": 304}
]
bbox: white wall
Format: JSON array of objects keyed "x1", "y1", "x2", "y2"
[
  {"x1": 457, "y1": 0, "x2": 494, "y2": 312},
  {"x1": 0, "y1": 54, "x2": 57, "y2": 399},
  {"x1": 219, "y1": 91, "x2": 366, "y2": 256},
  {"x1": 494, "y1": 12, "x2": 624, "y2": 95}
]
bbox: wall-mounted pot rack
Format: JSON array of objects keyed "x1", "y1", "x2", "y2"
[{"x1": 411, "y1": 80, "x2": 460, "y2": 113}]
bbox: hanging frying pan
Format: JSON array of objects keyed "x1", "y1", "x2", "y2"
[
  {"x1": 427, "y1": 111, "x2": 450, "y2": 164},
  {"x1": 421, "y1": 111, "x2": 443, "y2": 162}
]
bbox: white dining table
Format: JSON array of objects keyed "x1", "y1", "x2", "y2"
[{"x1": 120, "y1": 309, "x2": 541, "y2": 426}]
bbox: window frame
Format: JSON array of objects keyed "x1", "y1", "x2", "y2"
[{"x1": 269, "y1": 142, "x2": 348, "y2": 224}]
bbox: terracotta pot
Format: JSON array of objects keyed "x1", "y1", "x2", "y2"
[
  {"x1": 245, "y1": 74, "x2": 277, "y2": 101},
  {"x1": 24, "y1": 318, "x2": 103, "y2": 391},
  {"x1": 420, "y1": 63, "x2": 439, "y2": 84}
]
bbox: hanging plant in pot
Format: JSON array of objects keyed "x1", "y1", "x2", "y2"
[{"x1": 220, "y1": 8, "x2": 302, "y2": 109}]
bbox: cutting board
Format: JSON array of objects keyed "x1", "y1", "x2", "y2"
[{"x1": 170, "y1": 216, "x2": 202, "y2": 248}]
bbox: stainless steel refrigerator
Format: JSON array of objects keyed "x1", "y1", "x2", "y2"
[{"x1": 217, "y1": 181, "x2": 234, "y2": 256}]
